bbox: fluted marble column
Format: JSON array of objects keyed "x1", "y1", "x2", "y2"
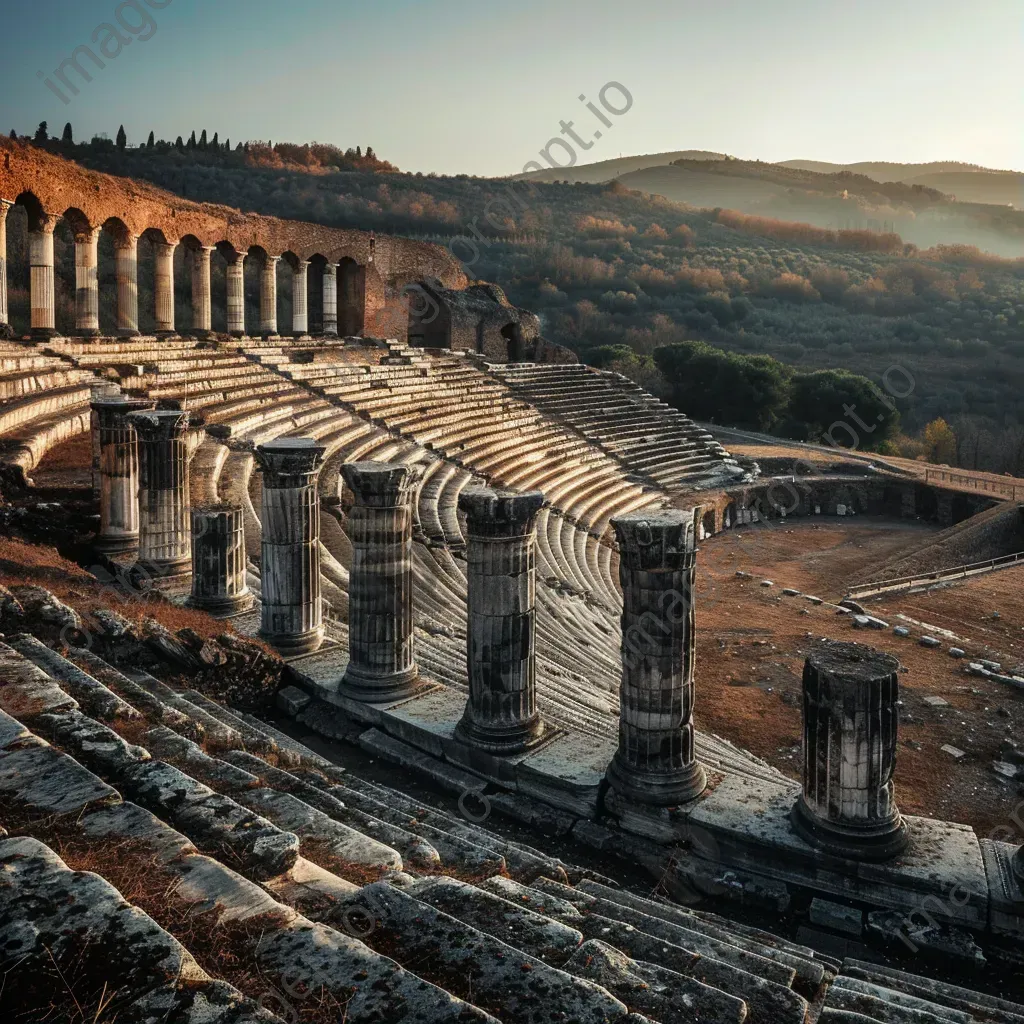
[
  {"x1": 255, "y1": 437, "x2": 325, "y2": 655},
  {"x1": 154, "y1": 241, "x2": 177, "y2": 337},
  {"x1": 792, "y1": 641, "x2": 909, "y2": 860},
  {"x1": 292, "y1": 260, "x2": 309, "y2": 337},
  {"x1": 455, "y1": 487, "x2": 546, "y2": 753},
  {"x1": 92, "y1": 395, "x2": 153, "y2": 551},
  {"x1": 191, "y1": 245, "x2": 214, "y2": 339},
  {"x1": 322, "y1": 263, "x2": 338, "y2": 337},
  {"x1": 129, "y1": 409, "x2": 191, "y2": 578},
  {"x1": 260, "y1": 255, "x2": 280, "y2": 337},
  {"x1": 0, "y1": 199, "x2": 12, "y2": 333},
  {"x1": 226, "y1": 250, "x2": 246, "y2": 337},
  {"x1": 29, "y1": 216, "x2": 59, "y2": 338},
  {"x1": 114, "y1": 234, "x2": 140, "y2": 337},
  {"x1": 74, "y1": 227, "x2": 101, "y2": 336},
  {"x1": 189, "y1": 505, "x2": 253, "y2": 615},
  {"x1": 339, "y1": 461, "x2": 422, "y2": 702},
  {"x1": 606, "y1": 507, "x2": 707, "y2": 806}
]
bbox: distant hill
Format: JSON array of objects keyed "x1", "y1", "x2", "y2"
[{"x1": 512, "y1": 150, "x2": 725, "y2": 183}]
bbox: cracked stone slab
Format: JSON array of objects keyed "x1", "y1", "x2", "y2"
[{"x1": 0, "y1": 641, "x2": 78, "y2": 721}]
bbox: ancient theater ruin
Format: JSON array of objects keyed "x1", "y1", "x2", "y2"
[{"x1": 1, "y1": 138, "x2": 1023, "y2": 1024}]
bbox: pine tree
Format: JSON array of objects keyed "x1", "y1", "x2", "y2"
[
  {"x1": 355, "y1": 145, "x2": 361, "y2": 158},
  {"x1": 175, "y1": 136, "x2": 184, "y2": 151},
  {"x1": 211, "y1": 132, "x2": 219, "y2": 150},
  {"x1": 9, "y1": 129, "x2": 16, "y2": 139},
  {"x1": 61, "y1": 122, "x2": 73, "y2": 144},
  {"x1": 116, "y1": 124, "x2": 127, "y2": 150},
  {"x1": 34, "y1": 121, "x2": 49, "y2": 142},
  {"x1": 366, "y1": 146, "x2": 375, "y2": 160},
  {"x1": 147, "y1": 131, "x2": 155, "y2": 148},
  {"x1": 224, "y1": 138, "x2": 230, "y2": 152},
  {"x1": 198, "y1": 129, "x2": 207, "y2": 150}
]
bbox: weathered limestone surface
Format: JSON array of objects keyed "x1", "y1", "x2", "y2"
[
  {"x1": 29, "y1": 217, "x2": 58, "y2": 337},
  {"x1": 259, "y1": 254, "x2": 279, "y2": 336},
  {"x1": 255, "y1": 437, "x2": 325, "y2": 655},
  {"x1": 322, "y1": 261, "x2": 338, "y2": 337},
  {"x1": 189, "y1": 505, "x2": 254, "y2": 615},
  {"x1": 791, "y1": 640, "x2": 909, "y2": 861},
  {"x1": 92, "y1": 395, "x2": 154, "y2": 553},
  {"x1": 190, "y1": 245, "x2": 214, "y2": 338},
  {"x1": 129, "y1": 409, "x2": 192, "y2": 577},
  {"x1": 153, "y1": 240, "x2": 177, "y2": 335},
  {"x1": 606, "y1": 507, "x2": 707, "y2": 806},
  {"x1": 291, "y1": 259, "x2": 309, "y2": 336},
  {"x1": 226, "y1": 250, "x2": 246, "y2": 336},
  {"x1": 339, "y1": 461, "x2": 423, "y2": 702},
  {"x1": 74, "y1": 226, "x2": 101, "y2": 335},
  {"x1": 455, "y1": 486, "x2": 546, "y2": 754},
  {"x1": 114, "y1": 234, "x2": 140, "y2": 337}
]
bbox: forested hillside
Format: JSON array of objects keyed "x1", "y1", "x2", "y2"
[{"x1": 9, "y1": 125, "x2": 1024, "y2": 471}]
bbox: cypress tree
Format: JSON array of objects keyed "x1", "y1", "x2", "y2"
[
  {"x1": 116, "y1": 124, "x2": 127, "y2": 150},
  {"x1": 147, "y1": 131, "x2": 155, "y2": 148},
  {"x1": 61, "y1": 122, "x2": 73, "y2": 144}
]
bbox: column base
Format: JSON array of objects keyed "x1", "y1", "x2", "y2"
[
  {"x1": 454, "y1": 711, "x2": 547, "y2": 756},
  {"x1": 31, "y1": 328, "x2": 61, "y2": 339},
  {"x1": 77, "y1": 327, "x2": 101, "y2": 338},
  {"x1": 188, "y1": 590, "x2": 255, "y2": 618},
  {"x1": 135, "y1": 555, "x2": 192, "y2": 579},
  {"x1": 292, "y1": 332, "x2": 311, "y2": 340},
  {"x1": 189, "y1": 330, "x2": 215, "y2": 341},
  {"x1": 338, "y1": 663, "x2": 422, "y2": 704},
  {"x1": 116, "y1": 329, "x2": 141, "y2": 338},
  {"x1": 260, "y1": 331, "x2": 280, "y2": 340},
  {"x1": 229, "y1": 330, "x2": 246, "y2": 339},
  {"x1": 322, "y1": 330, "x2": 339, "y2": 339},
  {"x1": 259, "y1": 624, "x2": 325, "y2": 657},
  {"x1": 605, "y1": 753, "x2": 707, "y2": 808},
  {"x1": 790, "y1": 797, "x2": 910, "y2": 862},
  {"x1": 155, "y1": 330, "x2": 179, "y2": 339},
  {"x1": 94, "y1": 533, "x2": 140, "y2": 555}
]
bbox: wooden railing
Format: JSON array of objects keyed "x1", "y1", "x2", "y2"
[
  {"x1": 922, "y1": 467, "x2": 1022, "y2": 500},
  {"x1": 848, "y1": 549, "x2": 1024, "y2": 600}
]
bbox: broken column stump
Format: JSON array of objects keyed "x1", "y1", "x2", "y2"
[
  {"x1": 605, "y1": 507, "x2": 707, "y2": 806},
  {"x1": 188, "y1": 505, "x2": 253, "y2": 616},
  {"x1": 454, "y1": 486, "x2": 546, "y2": 754},
  {"x1": 792, "y1": 640, "x2": 910, "y2": 861}
]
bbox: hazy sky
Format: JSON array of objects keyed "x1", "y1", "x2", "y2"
[{"x1": 2, "y1": 0, "x2": 1020, "y2": 176}]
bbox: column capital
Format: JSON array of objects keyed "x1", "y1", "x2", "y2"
[
  {"x1": 127, "y1": 408, "x2": 189, "y2": 441},
  {"x1": 264, "y1": 254, "x2": 281, "y2": 266},
  {"x1": 323, "y1": 262, "x2": 338, "y2": 277},
  {"x1": 115, "y1": 233, "x2": 139, "y2": 251},
  {"x1": 611, "y1": 507, "x2": 700, "y2": 570},
  {"x1": 35, "y1": 214, "x2": 60, "y2": 234},
  {"x1": 227, "y1": 249, "x2": 247, "y2": 266},
  {"x1": 341, "y1": 461, "x2": 422, "y2": 508},
  {"x1": 74, "y1": 225, "x2": 101, "y2": 244},
  {"x1": 0, "y1": 198, "x2": 13, "y2": 210},
  {"x1": 255, "y1": 437, "x2": 326, "y2": 483},
  {"x1": 459, "y1": 487, "x2": 544, "y2": 538},
  {"x1": 295, "y1": 259, "x2": 310, "y2": 271},
  {"x1": 90, "y1": 395, "x2": 154, "y2": 417},
  {"x1": 197, "y1": 244, "x2": 215, "y2": 256},
  {"x1": 154, "y1": 239, "x2": 178, "y2": 254}
]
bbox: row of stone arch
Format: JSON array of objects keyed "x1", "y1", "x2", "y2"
[{"x1": 0, "y1": 192, "x2": 377, "y2": 338}]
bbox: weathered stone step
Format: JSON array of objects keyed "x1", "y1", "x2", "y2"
[
  {"x1": 336, "y1": 880, "x2": 629, "y2": 1023},
  {"x1": 565, "y1": 937, "x2": 747, "y2": 1024},
  {"x1": 530, "y1": 875, "x2": 797, "y2": 988},
  {"x1": 406, "y1": 874, "x2": 585, "y2": 964},
  {"x1": 119, "y1": 758, "x2": 301, "y2": 881},
  {"x1": 9, "y1": 634, "x2": 141, "y2": 722},
  {"x1": 841, "y1": 959, "x2": 1024, "y2": 1023},
  {"x1": 830, "y1": 976, "x2": 973, "y2": 1023},
  {"x1": 0, "y1": 836, "x2": 283, "y2": 1024},
  {"x1": 823, "y1": 983, "x2": 959, "y2": 1024},
  {"x1": 482, "y1": 876, "x2": 808, "y2": 1024},
  {"x1": 142, "y1": 722, "x2": 407, "y2": 881},
  {"x1": 222, "y1": 748, "x2": 444, "y2": 871},
  {"x1": 296, "y1": 770, "x2": 507, "y2": 879},
  {"x1": 576, "y1": 879, "x2": 829, "y2": 987}
]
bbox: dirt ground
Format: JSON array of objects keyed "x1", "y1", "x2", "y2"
[{"x1": 693, "y1": 516, "x2": 1024, "y2": 840}]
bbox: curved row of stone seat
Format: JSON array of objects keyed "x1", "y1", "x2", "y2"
[
  {"x1": 493, "y1": 362, "x2": 745, "y2": 491},
  {"x1": 0, "y1": 342, "x2": 101, "y2": 483}
]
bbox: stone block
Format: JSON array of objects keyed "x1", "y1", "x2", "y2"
[
  {"x1": 275, "y1": 685, "x2": 311, "y2": 716},
  {"x1": 809, "y1": 897, "x2": 863, "y2": 936}
]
